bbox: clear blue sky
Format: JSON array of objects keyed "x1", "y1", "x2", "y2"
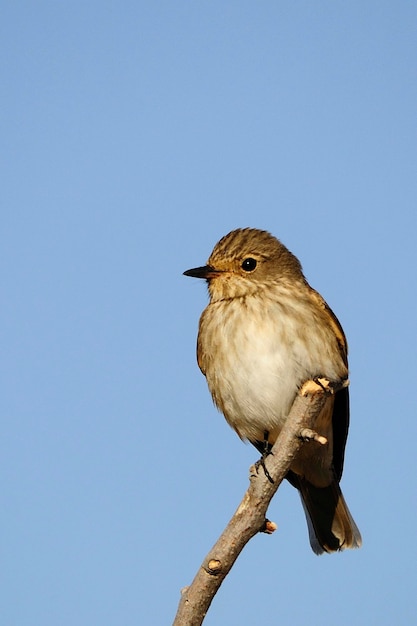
[{"x1": 2, "y1": 2, "x2": 416, "y2": 624}]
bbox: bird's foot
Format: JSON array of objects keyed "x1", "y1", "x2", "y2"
[
  {"x1": 254, "y1": 454, "x2": 274, "y2": 483},
  {"x1": 254, "y1": 430, "x2": 274, "y2": 483}
]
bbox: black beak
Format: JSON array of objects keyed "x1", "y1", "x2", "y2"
[{"x1": 183, "y1": 265, "x2": 220, "y2": 279}]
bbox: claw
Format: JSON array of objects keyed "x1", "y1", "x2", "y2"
[{"x1": 254, "y1": 456, "x2": 274, "y2": 483}]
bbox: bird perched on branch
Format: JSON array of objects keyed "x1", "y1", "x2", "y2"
[{"x1": 184, "y1": 228, "x2": 361, "y2": 554}]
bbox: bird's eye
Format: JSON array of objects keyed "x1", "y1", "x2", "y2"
[{"x1": 241, "y1": 258, "x2": 257, "y2": 272}]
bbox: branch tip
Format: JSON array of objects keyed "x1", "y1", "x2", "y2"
[
  {"x1": 300, "y1": 377, "x2": 349, "y2": 397},
  {"x1": 299, "y1": 428, "x2": 328, "y2": 445},
  {"x1": 300, "y1": 378, "x2": 329, "y2": 396},
  {"x1": 261, "y1": 519, "x2": 278, "y2": 534},
  {"x1": 206, "y1": 559, "x2": 222, "y2": 575}
]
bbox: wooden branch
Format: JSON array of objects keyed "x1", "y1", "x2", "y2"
[{"x1": 173, "y1": 380, "x2": 340, "y2": 626}]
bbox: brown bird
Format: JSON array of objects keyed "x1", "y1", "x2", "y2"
[{"x1": 184, "y1": 228, "x2": 361, "y2": 554}]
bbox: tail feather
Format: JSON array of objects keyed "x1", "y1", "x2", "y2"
[{"x1": 293, "y1": 475, "x2": 362, "y2": 555}]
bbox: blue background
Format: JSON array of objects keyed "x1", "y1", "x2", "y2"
[{"x1": 2, "y1": 2, "x2": 416, "y2": 624}]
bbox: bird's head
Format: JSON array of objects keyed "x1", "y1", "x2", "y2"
[{"x1": 184, "y1": 228, "x2": 305, "y2": 301}]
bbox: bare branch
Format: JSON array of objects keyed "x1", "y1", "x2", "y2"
[{"x1": 173, "y1": 380, "x2": 336, "y2": 626}]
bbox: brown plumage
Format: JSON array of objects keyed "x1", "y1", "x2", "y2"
[{"x1": 184, "y1": 228, "x2": 361, "y2": 554}]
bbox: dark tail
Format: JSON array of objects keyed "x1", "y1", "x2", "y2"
[{"x1": 290, "y1": 473, "x2": 362, "y2": 554}]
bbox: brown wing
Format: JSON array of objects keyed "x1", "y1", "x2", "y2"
[
  {"x1": 309, "y1": 288, "x2": 349, "y2": 478},
  {"x1": 309, "y1": 288, "x2": 348, "y2": 365}
]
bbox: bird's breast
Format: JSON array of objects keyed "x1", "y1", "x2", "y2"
[{"x1": 197, "y1": 291, "x2": 347, "y2": 443}]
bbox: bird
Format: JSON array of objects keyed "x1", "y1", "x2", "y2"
[{"x1": 183, "y1": 227, "x2": 362, "y2": 554}]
